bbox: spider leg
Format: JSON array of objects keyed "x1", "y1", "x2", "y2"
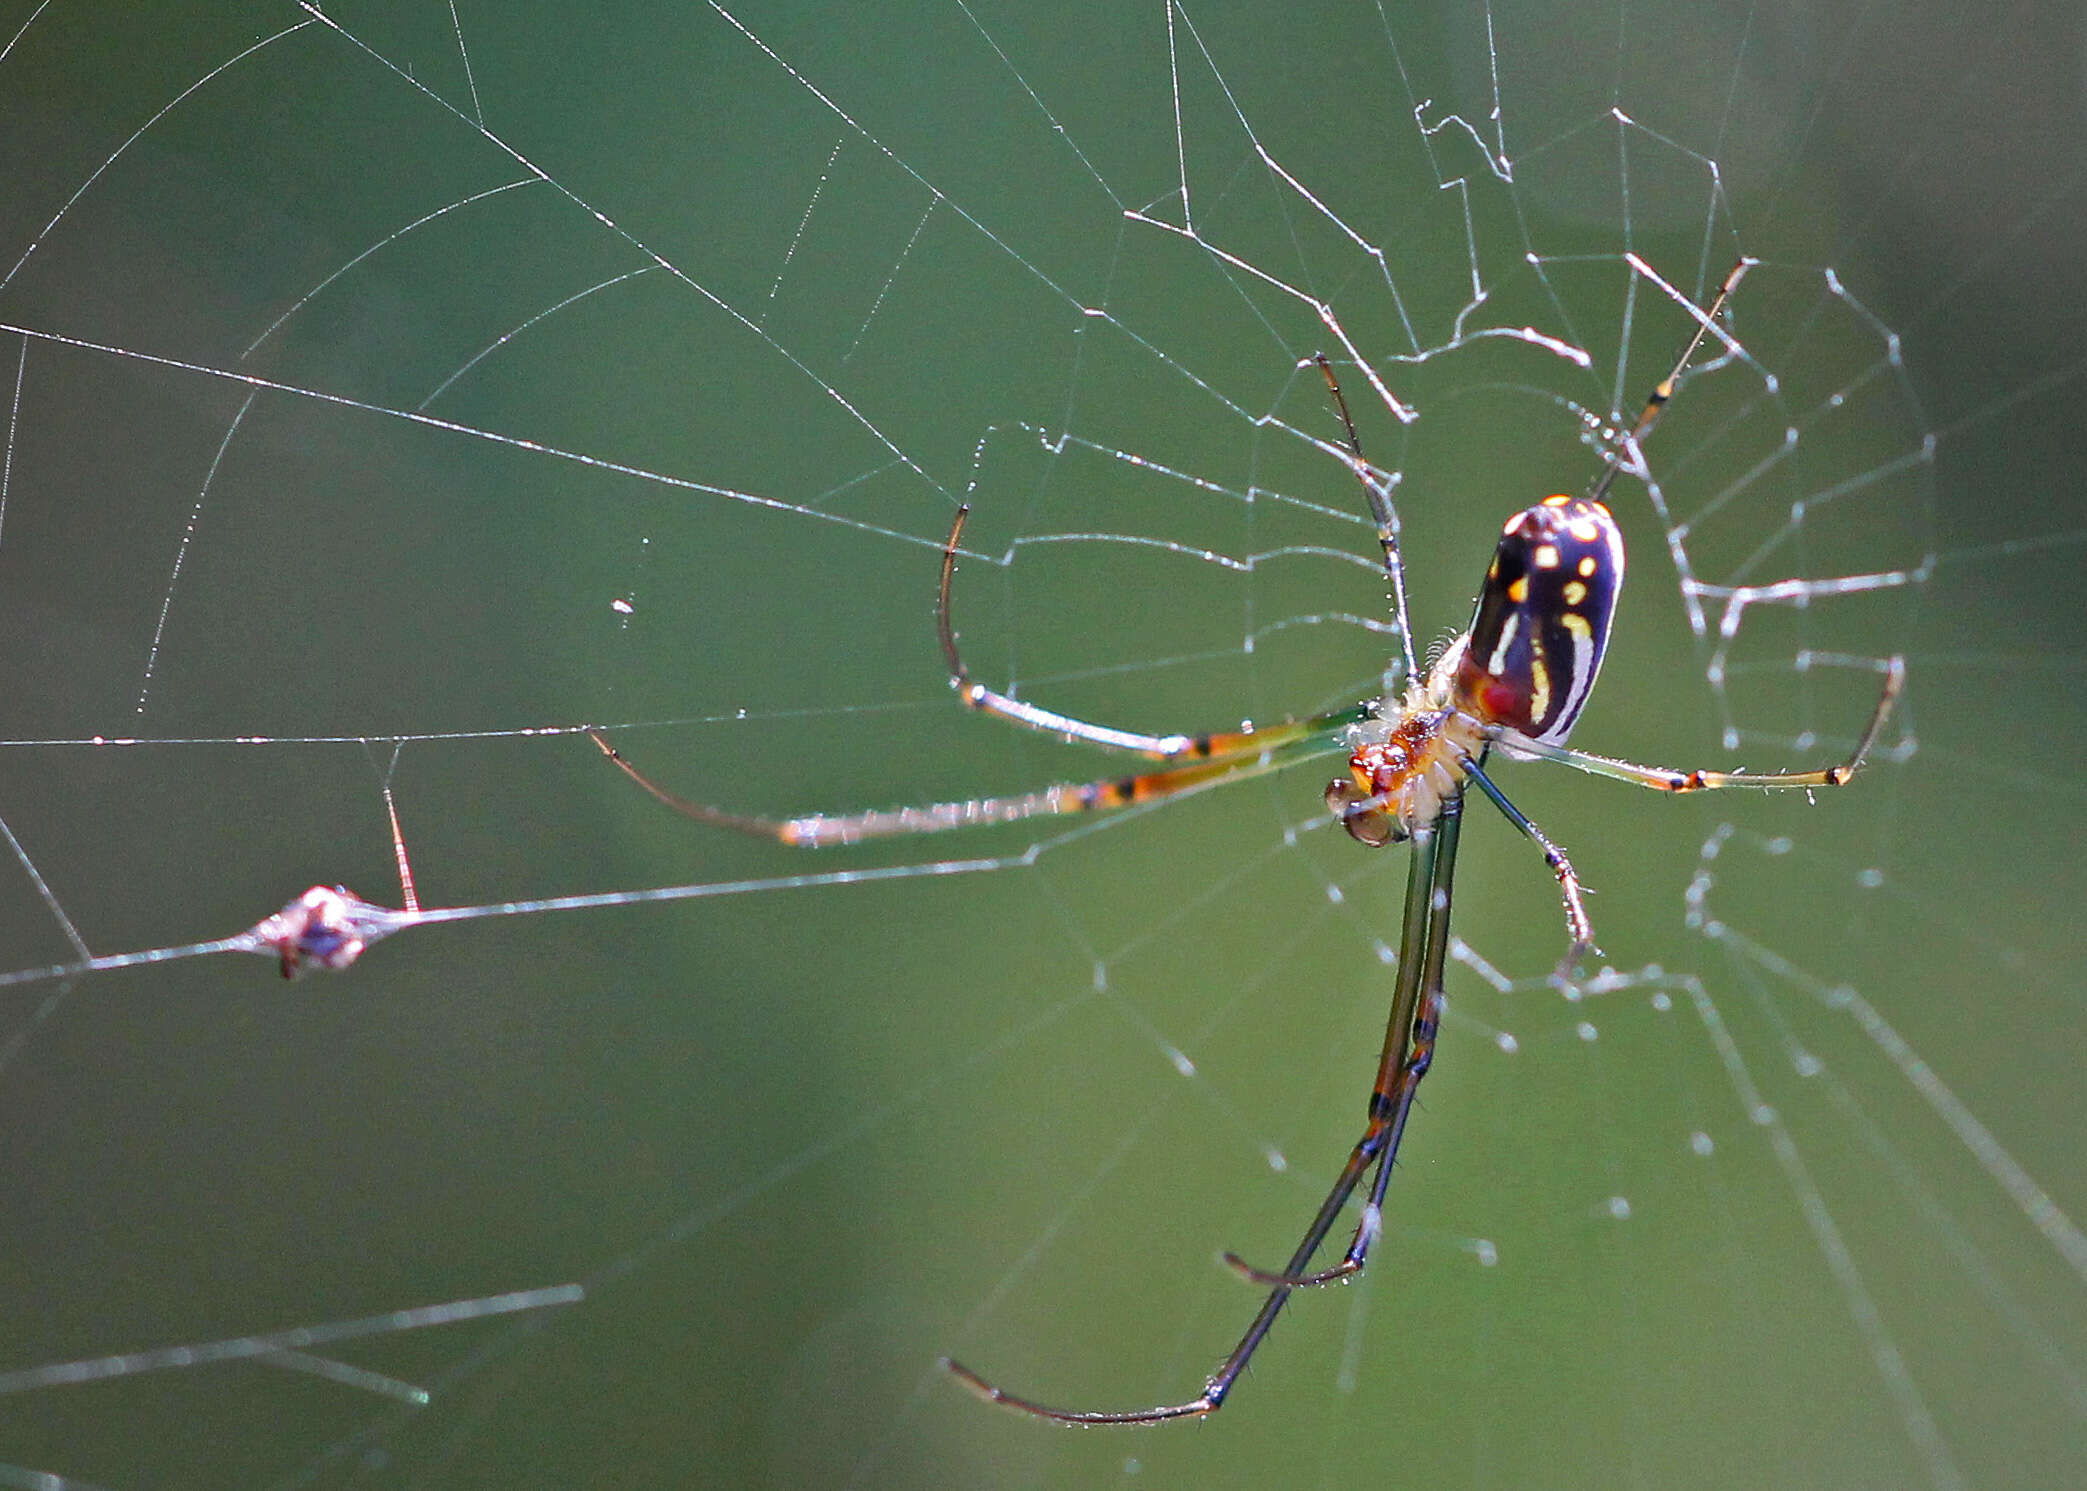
[
  {"x1": 1225, "y1": 792, "x2": 1459, "y2": 1289},
  {"x1": 939, "y1": 504, "x2": 1345, "y2": 760},
  {"x1": 1587, "y1": 257, "x2": 1750, "y2": 508},
  {"x1": 1503, "y1": 655, "x2": 1905, "y2": 794},
  {"x1": 589, "y1": 714, "x2": 1351, "y2": 848},
  {"x1": 943, "y1": 795, "x2": 1465, "y2": 1423},
  {"x1": 1312, "y1": 353, "x2": 1417, "y2": 684},
  {"x1": 598, "y1": 501, "x2": 1370, "y2": 835},
  {"x1": 1460, "y1": 757, "x2": 1598, "y2": 984}
]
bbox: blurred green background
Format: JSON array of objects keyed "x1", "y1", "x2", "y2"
[{"x1": 1, "y1": 2, "x2": 2083, "y2": 1487}]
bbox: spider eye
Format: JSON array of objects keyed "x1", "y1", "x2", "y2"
[{"x1": 1452, "y1": 495, "x2": 1623, "y2": 744}]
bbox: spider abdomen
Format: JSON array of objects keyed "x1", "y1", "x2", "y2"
[
  {"x1": 1452, "y1": 493, "x2": 1624, "y2": 747},
  {"x1": 1327, "y1": 492, "x2": 1624, "y2": 847}
]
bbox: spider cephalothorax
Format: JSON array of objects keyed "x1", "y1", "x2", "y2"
[{"x1": 1326, "y1": 639, "x2": 1486, "y2": 847}]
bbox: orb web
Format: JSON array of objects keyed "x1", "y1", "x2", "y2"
[{"x1": 0, "y1": 3, "x2": 2082, "y2": 1488}]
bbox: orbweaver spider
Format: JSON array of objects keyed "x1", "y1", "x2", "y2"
[{"x1": 591, "y1": 259, "x2": 1904, "y2": 1423}]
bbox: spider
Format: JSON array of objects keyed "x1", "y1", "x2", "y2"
[{"x1": 590, "y1": 259, "x2": 1904, "y2": 1424}]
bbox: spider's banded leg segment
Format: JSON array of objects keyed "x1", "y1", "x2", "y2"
[
  {"x1": 1461, "y1": 757, "x2": 1597, "y2": 977},
  {"x1": 937, "y1": 503, "x2": 1367, "y2": 760},
  {"x1": 1586, "y1": 259, "x2": 1750, "y2": 509},
  {"x1": 1311, "y1": 353, "x2": 1418, "y2": 682},
  {"x1": 589, "y1": 717, "x2": 1350, "y2": 848},
  {"x1": 1225, "y1": 793, "x2": 1462, "y2": 1291},
  {"x1": 1311, "y1": 355, "x2": 1400, "y2": 587},
  {"x1": 1502, "y1": 654, "x2": 1906, "y2": 794}
]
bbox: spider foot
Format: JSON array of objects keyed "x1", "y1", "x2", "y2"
[
  {"x1": 1549, "y1": 937, "x2": 1601, "y2": 993},
  {"x1": 1222, "y1": 1250, "x2": 1358, "y2": 1289},
  {"x1": 1221, "y1": 1201, "x2": 1379, "y2": 1288}
]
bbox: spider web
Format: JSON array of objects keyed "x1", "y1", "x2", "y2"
[{"x1": 1, "y1": 2, "x2": 2084, "y2": 1487}]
